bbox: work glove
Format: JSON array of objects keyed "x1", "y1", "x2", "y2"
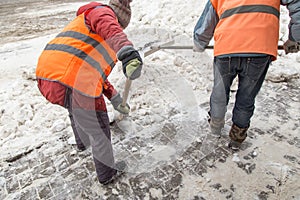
[
  {"x1": 117, "y1": 46, "x2": 143, "y2": 80},
  {"x1": 193, "y1": 40, "x2": 205, "y2": 52},
  {"x1": 110, "y1": 93, "x2": 130, "y2": 115},
  {"x1": 283, "y1": 39, "x2": 299, "y2": 54}
]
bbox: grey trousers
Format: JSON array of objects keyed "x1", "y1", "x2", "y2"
[{"x1": 65, "y1": 89, "x2": 117, "y2": 182}]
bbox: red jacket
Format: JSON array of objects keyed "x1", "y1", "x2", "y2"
[
  {"x1": 38, "y1": 79, "x2": 117, "y2": 111},
  {"x1": 37, "y1": 2, "x2": 132, "y2": 111},
  {"x1": 77, "y1": 2, "x2": 132, "y2": 52}
]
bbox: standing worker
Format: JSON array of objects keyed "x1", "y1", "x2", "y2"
[
  {"x1": 36, "y1": 0, "x2": 143, "y2": 185},
  {"x1": 193, "y1": 0, "x2": 300, "y2": 150}
]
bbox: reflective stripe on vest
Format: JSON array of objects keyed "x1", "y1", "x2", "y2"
[
  {"x1": 220, "y1": 5, "x2": 280, "y2": 19},
  {"x1": 55, "y1": 30, "x2": 115, "y2": 70},
  {"x1": 44, "y1": 43, "x2": 106, "y2": 80},
  {"x1": 210, "y1": 0, "x2": 280, "y2": 59},
  {"x1": 36, "y1": 13, "x2": 117, "y2": 97}
]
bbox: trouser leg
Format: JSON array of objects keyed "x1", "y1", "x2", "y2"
[
  {"x1": 68, "y1": 110, "x2": 90, "y2": 150},
  {"x1": 65, "y1": 89, "x2": 90, "y2": 150},
  {"x1": 229, "y1": 56, "x2": 271, "y2": 148},
  {"x1": 71, "y1": 109, "x2": 116, "y2": 182},
  {"x1": 64, "y1": 89, "x2": 116, "y2": 182},
  {"x1": 209, "y1": 57, "x2": 236, "y2": 133},
  {"x1": 232, "y1": 56, "x2": 270, "y2": 128}
]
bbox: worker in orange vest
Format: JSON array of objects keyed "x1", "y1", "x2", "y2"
[
  {"x1": 36, "y1": 0, "x2": 142, "y2": 185},
  {"x1": 194, "y1": 0, "x2": 300, "y2": 150}
]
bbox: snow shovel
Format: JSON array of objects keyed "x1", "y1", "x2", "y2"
[{"x1": 120, "y1": 40, "x2": 175, "y2": 111}]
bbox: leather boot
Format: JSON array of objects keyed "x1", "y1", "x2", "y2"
[{"x1": 228, "y1": 124, "x2": 248, "y2": 150}]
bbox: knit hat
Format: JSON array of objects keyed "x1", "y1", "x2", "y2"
[{"x1": 109, "y1": 0, "x2": 132, "y2": 29}]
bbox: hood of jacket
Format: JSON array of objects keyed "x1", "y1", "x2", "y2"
[{"x1": 76, "y1": 2, "x2": 102, "y2": 16}]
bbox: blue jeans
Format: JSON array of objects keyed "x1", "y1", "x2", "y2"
[{"x1": 209, "y1": 56, "x2": 271, "y2": 128}]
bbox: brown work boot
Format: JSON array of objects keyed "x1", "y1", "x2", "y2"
[{"x1": 228, "y1": 124, "x2": 248, "y2": 150}]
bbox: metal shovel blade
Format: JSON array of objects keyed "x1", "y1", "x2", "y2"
[{"x1": 143, "y1": 40, "x2": 175, "y2": 56}]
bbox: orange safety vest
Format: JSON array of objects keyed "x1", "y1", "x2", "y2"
[
  {"x1": 210, "y1": 0, "x2": 280, "y2": 59},
  {"x1": 36, "y1": 13, "x2": 117, "y2": 97}
]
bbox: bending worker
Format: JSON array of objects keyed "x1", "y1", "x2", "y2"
[{"x1": 36, "y1": 0, "x2": 142, "y2": 185}]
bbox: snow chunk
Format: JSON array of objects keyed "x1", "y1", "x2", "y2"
[
  {"x1": 51, "y1": 119, "x2": 67, "y2": 132},
  {"x1": 232, "y1": 153, "x2": 240, "y2": 163}
]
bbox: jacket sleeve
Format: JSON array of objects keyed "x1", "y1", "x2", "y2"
[
  {"x1": 193, "y1": 1, "x2": 219, "y2": 49},
  {"x1": 281, "y1": 0, "x2": 300, "y2": 42},
  {"x1": 103, "y1": 80, "x2": 118, "y2": 100},
  {"x1": 87, "y1": 6, "x2": 133, "y2": 52}
]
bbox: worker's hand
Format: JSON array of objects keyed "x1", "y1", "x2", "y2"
[
  {"x1": 111, "y1": 93, "x2": 130, "y2": 115},
  {"x1": 124, "y1": 58, "x2": 142, "y2": 80},
  {"x1": 117, "y1": 46, "x2": 143, "y2": 80},
  {"x1": 283, "y1": 39, "x2": 299, "y2": 54},
  {"x1": 193, "y1": 40, "x2": 205, "y2": 52}
]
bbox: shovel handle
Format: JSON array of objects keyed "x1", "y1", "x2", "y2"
[
  {"x1": 153, "y1": 45, "x2": 210, "y2": 50},
  {"x1": 156, "y1": 45, "x2": 284, "y2": 50},
  {"x1": 121, "y1": 78, "x2": 132, "y2": 107}
]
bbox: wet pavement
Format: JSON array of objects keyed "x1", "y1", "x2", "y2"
[
  {"x1": 0, "y1": 121, "x2": 233, "y2": 199},
  {"x1": 1, "y1": 94, "x2": 300, "y2": 200}
]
